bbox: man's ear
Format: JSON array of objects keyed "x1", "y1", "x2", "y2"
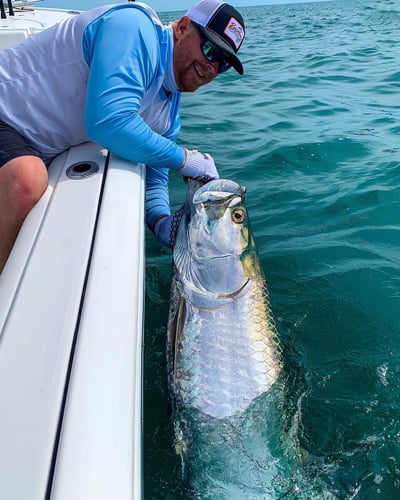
[{"x1": 174, "y1": 15, "x2": 191, "y2": 40}]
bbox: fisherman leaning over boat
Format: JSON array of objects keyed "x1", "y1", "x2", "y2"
[{"x1": 0, "y1": 0, "x2": 245, "y2": 273}]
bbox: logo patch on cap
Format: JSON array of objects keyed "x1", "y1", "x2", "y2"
[{"x1": 224, "y1": 17, "x2": 245, "y2": 50}]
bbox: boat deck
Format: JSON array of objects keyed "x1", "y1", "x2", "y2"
[
  {"x1": 0, "y1": 6, "x2": 145, "y2": 498},
  {"x1": 0, "y1": 2, "x2": 79, "y2": 48},
  {"x1": 0, "y1": 144, "x2": 145, "y2": 499}
]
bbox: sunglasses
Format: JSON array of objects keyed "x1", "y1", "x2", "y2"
[{"x1": 192, "y1": 23, "x2": 232, "y2": 74}]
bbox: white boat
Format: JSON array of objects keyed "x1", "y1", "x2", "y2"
[{"x1": 0, "y1": 3, "x2": 145, "y2": 499}]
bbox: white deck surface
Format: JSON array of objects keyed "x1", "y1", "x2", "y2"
[
  {"x1": 0, "y1": 7, "x2": 145, "y2": 498},
  {"x1": 51, "y1": 153, "x2": 145, "y2": 500},
  {"x1": 0, "y1": 4, "x2": 79, "y2": 48},
  {"x1": 0, "y1": 145, "x2": 145, "y2": 499}
]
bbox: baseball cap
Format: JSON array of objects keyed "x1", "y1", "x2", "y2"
[{"x1": 186, "y1": 0, "x2": 245, "y2": 75}]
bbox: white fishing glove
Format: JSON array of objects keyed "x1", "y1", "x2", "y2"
[
  {"x1": 179, "y1": 149, "x2": 219, "y2": 181},
  {"x1": 153, "y1": 207, "x2": 185, "y2": 249}
]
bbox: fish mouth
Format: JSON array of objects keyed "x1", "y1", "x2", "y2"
[{"x1": 192, "y1": 179, "x2": 246, "y2": 205}]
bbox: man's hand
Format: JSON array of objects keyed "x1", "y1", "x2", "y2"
[{"x1": 179, "y1": 149, "x2": 219, "y2": 181}]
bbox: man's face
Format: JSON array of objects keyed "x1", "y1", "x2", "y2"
[{"x1": 173, "y1": 17, "x2": 220, "y2": 92}]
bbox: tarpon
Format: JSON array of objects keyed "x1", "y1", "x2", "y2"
[
  {"x1": 166, "y1": 179, "x2": 338, "y2": 498},
  {"x1": 167, "y1": 179, "x2": 286, "y2": 498}
]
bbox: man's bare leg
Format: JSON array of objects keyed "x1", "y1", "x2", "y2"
[{"x1": 0, "y1": 156, "x2": 48, "y2": 273}]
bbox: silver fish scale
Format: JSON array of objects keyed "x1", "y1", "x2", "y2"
[{"x1": 174, "y1": 276, "x2": 281, "y2": 420}]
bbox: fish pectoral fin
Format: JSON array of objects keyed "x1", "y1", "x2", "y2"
[{"x1": 170, "y1": 297, "x2": 186, "y2": 378}]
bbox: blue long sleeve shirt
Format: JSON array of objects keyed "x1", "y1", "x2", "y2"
[{"x1": 0, "y1": 3, "x2": 183, "y2": 227}]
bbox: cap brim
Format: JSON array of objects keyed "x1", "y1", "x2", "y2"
[{"x1": 196, "y1": 24, "x2": 244, "y2": 75}]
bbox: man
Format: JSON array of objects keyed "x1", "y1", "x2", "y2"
[{"x1": 0, "y1": 0, "x2": 246, "y2": 273}]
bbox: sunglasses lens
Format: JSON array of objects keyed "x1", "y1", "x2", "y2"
[
  {"x1": 202, "y1": 40, "x2": 231, "y2": 73},
  {"x1": 193, "y1": 24, "x2": 232, "y2": 74},
  {"x1": 202, "y1": 40, "x2": 221, "y2": 62}
]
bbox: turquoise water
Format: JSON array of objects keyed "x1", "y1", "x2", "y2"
[{"x1": 144, "y1": 1, "x2": 400, "y2": 498}]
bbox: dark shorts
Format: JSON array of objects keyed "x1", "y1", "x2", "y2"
[{"x1": 0, "y1": 120, "x2": 52, "y2": 167}]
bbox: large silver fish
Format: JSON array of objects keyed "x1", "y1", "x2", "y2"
[
  {"x1": 167, "y1": 179, "x2": 287, "y2": 498},
  {"x1": 166, "y1": 179, "x2": 338, "y2": 498},
  {"x1": 169, "y1": 178, "x2": 281, "y2": 418}
]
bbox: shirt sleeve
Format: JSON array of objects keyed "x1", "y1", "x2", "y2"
[
  {"x1": 145, "y1": 164, "x2": 170, "y2": 229},
  {"x1": 82, "y1": 6, "x2": 185, "y2": 169},
  {"x1": 145, "y1": 115, "x2": 183, "y2": 229}
]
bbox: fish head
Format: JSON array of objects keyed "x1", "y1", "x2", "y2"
[
  {"x1": 190, "y1": 179, "x2": 249, "y2": 260},
  {"x1": 174, "y1": 179, "x2": 262, "y2": 299}
]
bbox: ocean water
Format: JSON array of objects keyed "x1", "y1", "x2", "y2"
[{"x1": 144, "y1": 1, "x2": 400, "y2": 498}]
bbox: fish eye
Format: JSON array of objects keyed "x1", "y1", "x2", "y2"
[{"x1": 231, "y1": 208, "x2": 245, "y2": 224}]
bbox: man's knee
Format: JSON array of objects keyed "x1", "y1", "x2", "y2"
[{"x1": 0, "y1": 156, "x2": 48, "y2": 218}]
